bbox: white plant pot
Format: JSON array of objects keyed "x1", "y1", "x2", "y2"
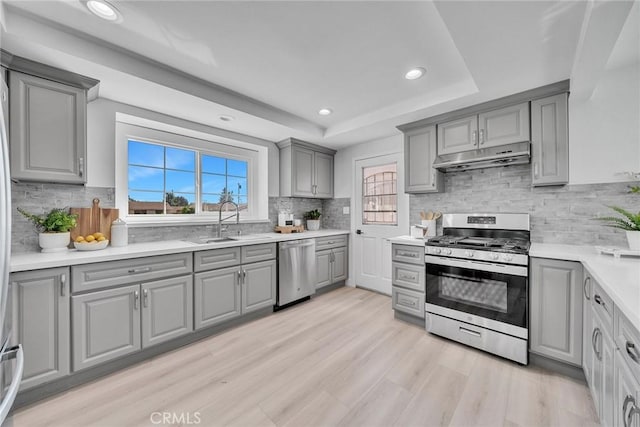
[
  {"x1": 39, "y1": 232, "x2": 70, "y2": 253},
  {"x1": 306, "y1": 219, "x2": 320, "y2": 231},
  {"x1": 626, "y1": 230, "x2": 640, "y2": 251}
]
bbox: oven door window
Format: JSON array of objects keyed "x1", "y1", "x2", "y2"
[{"x1": 426, "y1": 262, "x2": 527, "y2": 328}]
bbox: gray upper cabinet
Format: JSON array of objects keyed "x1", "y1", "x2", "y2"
[
  {"x1": 9, "y1": 70, "x2": 87, "y2": 183},
  {"x1": 529, "y1": 257, "x2": 583, "y2": 366},
  {"x1": 437, "y1": 103, "x2": 529, "y2": 155},
  {"x1": 531, "y1": 93, "x2": 569, "y2": 186},
  {"x1": 141, "y1": 275, "x2": 193, "y2": 348},
  {"x1": 194, "y1": 266, "x2": 241, "y2": 330},
  {"x1": 242, "y1": 259, "x2": 276, "y2": 314},
  {"x1": 278, "y1": 138, "x2": 336, "y2": 199},
  {"x1": 72, "y1": 285, "x2": 141, "y2": 371},
  {"x1": 404, "y1": 125, "x2": 443, "y2": 193},
  {"x1": 10, "y1": 267, "x2": 70, "y2": 390}
]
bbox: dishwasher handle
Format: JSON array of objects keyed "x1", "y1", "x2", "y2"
[{"x1": 279, "y1": 240, "x2": 315, "y2": 250}]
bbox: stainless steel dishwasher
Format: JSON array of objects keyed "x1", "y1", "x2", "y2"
[{"x1": 277, "y1": 239, "x2": 316, "y2": 307}]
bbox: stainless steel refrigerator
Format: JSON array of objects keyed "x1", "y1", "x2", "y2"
[{"x1": 0, "y1": 70, "x2": 24, "y2": 424}]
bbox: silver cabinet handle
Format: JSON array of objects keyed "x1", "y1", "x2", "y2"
[
  {"x1": 237, "y1": 269, "x2": 242, "y2": 285},
  {"x1": 592, "y1": 328, "x2": 602, "y2": 361},
  {"x1": 134, "y1": 290, "x2": 140, "y2": 310},
  {"x1": 626, "y1": 341, "x2": 640, "y2": 363},
  {"x1": 60, "y1": 273, "x2": 66, "y2": 297},
  {"x1": 398, "y1": 272, "x2": 416, "y2": 281},
  {"x1": 623, "y1": 395, "x2": 640, "y2": 427},
  {"x1": 534, "y1": 162, "x2": 539, "y2": 178},
  {"x1": 128, "y1": 267, "x2": 151, "y2": 275},
  {"x1": 398, "y1": 251, "x2": 418, "y2": 258},
  {"x1": 479, "y1": 129, "x2": 485, "y2": 145},
  {"x1": 472, "y1": 130, "x2": 477, "y2": 146},
  {"x1": 79, "y1": 157, "x2": 84, "y2": 177},
  {"x1": 242, "y1": 269, "x2": 246, "y2": 282},
  {"x1": 459, "y1": 327, "x2": 481, "y2": 337},
  {"x1": 594, "y1": 294, "x2": 608, "y2": 313},
  {"x1": 583, "y1": 276, "x2": 591, "y2": 301},
  {"x1": 432, "y1": 172, "x2": 436, "y2": 186},
  {"x1": 143, "y1": 289, "x2": 148, "y2": 308}
]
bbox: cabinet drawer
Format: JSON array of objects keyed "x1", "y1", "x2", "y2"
[
  {"x1": 392, "y1": 286, "x2": 425, "y2": 319},
  {"x1": 194, "y1": 247, "x2": 241, "y2": 272},
  {"x1": 592, "y1": 280, "x2": 614, "y2": 335},
  {"x1": 392, "y1": 244, "x2": 424, "y2": 265},
  {"x1": 615, "y1": 309, "x2": 640, "y2": 384},
  {"x1": 392, "y1": 262, "x2": 425, "y2": 292},
  {"x1": 241, "y1": 243, "x2": 276, "y2": 264},
  {"x1": 315, "y1": 235, "x2": 347, "y2": 251},
  {"x1": 72, "y1": 253, "x2": 193, "y2": 293}
]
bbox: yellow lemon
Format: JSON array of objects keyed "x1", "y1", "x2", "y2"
[
  {"x1": 97, "y1": 236, "x2": 106, "y2": 242},
  {"x1": 85, "y1": 235, "x2": 96, "y2": 242},
  {"x1": 75, "y1": 236, "x2": 85, "y2": 243},
  {"x1": 93, "y1": 232, "x2": 104, "y2": 239}
]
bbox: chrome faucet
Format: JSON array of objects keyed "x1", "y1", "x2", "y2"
[{"x1": 217, "y1": 200, "x2": 240, "y2": 238}]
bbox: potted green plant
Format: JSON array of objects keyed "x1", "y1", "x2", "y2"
[
  {"x1": 304, "y1": 209, "x2": 322, "y2": 231},
  {"x1": 595, "y1": 206, "x2": 640, "y2": 250},
  {"x1": 17, "y1": 207, "x2": 78, "y2": 252}
]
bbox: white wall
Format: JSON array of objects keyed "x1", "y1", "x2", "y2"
[
  {"x1": 334, "y1": 133, "x2": 404, "y2": 198},
  {"x1": 569, "y1": 62, "x2": 640, "y2": 184},
  {"x1": 86, "y1": 98, "x2": 280, "y2": 196}
]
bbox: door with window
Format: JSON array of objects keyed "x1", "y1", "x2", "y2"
[{"x1": 353, "y1": 153, "x2": 409, "y2": 295}]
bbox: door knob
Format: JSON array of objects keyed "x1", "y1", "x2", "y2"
[{"x1": 356, "y1": 229, "x2": 363, "y2": 235}]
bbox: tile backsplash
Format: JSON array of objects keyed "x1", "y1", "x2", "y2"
[
  {"x1": 410, "y1": 164, "x2": 640, "y2": 247},
  {"x1": 10, "y1": 182, "x2": 350, "y2": 253}
]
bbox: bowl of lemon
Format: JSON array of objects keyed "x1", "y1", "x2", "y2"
[{"x1": 74, "y1": 232, "x2": 109, "y2": 251}]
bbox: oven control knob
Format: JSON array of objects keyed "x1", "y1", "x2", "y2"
[
  {"x1": 433, "y1": 248, "x2": 442, "y2": 254},
  {"x1": 465, "y1": 250, "x2": 474, "y2": 257},
  {"x1": 489, "y1": 253, "x2": 499, "y2": 260},
  {"x1": 503, "y1": 254, "x2": 514, "y2": 262},
  {"x1": 444, "y1": 248, "x2": 452, "y2": 255}
]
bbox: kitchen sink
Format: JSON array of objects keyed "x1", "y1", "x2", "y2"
[{"x1": 189, "y1": 234, "x2": 274, "y2": 245}]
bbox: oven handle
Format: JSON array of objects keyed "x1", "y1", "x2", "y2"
[{"x1": 425, "y1": 255, "x2": 528, "y2": 277}]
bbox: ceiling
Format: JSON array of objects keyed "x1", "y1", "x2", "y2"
[{"x1": 0, "y1": 1, "x2": 620, "y2": 149}]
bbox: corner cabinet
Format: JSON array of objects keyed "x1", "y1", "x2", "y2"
[
  {"x1": 529, "y1": 257, "x2": 583, "y2": 366},
  {"x1": 278, "y1": 138, "x2": 335, "y2": 199},
  {"x1": 10, "y1": 267, "x2": 70, "y2": 390},
  {"x1": 8, "y1": 69, "x2": 97, "y2": 184},
  {"x1": 531, "y1": 93, "x2": 569, "y2": 186},
  {"x1": 403, "y1": 125, "x2": 443, "y2": 193}
]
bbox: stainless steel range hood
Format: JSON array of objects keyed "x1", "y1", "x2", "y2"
[{"x1": 433, "y1": 142, "x2": 530, "y2": 172}]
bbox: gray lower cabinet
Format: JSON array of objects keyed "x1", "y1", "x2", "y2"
[
  {"x1": 73, "y1": 275, "x2": 193, "y2": 371},
  {"x1": 403, "y1": 125, "x2": 442, "y2": 193},
  {"x1": 315, "y1": 240, "x2": 348, "y2": 289},
  {"x1": 529, "y1": 257, "x2": 583, "y2": 365},
  {"x1": 531, "y1": 93, "x2": 569, "y2": 186},
  {"x1": 591, "y1": 308, "x2": 615, "y2": 426},
  {"x1": 583, "y1": 272, "x2": 594, "y2": 384},
  {"x1": 9, "y1": 70, "x2": 87, "y2": 183},
  {"x1": 614, "y1": 351, "x2": 640, "y2": 427},
  {"x1": 391, "y1": 243, "x2": 425, "y2": 320},
  {"x1": 10, "y1": 267, "x2": 70, "y2": 390},
  {"x1": 141, "y1": 275, "x2": 193, "y2": 348},
  {"x1": 194, "y1": 244, "x2": 277, "y2": 330},
  {"x1": 72, "y1": 285, "x2": 141, "y2": 371}
]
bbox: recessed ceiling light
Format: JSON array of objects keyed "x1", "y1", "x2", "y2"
[
  {"x1": 219, "y1": 115, "x2": 235, "y2": 122},
  {"x1": 83, "y1": 0, "x2": 122, "y2": 22},
  {"x1": 318, "y1": 108, "x2": 332, "y2": 116},
  {"x1": 405, "y1": 67, "x2": 426, "y2": 80}
]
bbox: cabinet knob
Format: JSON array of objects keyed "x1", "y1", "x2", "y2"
[{"x1": 626, "y1": 341, "x2": 640, "y2": 363}]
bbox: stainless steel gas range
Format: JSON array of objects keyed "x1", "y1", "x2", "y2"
[{"x1": 424, "y1": 213, "x2": 530, "y2": 364}]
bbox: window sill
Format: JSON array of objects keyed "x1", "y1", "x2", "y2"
[{"x1": 125, "y1": 216, "x2": 271, "y2": 228}]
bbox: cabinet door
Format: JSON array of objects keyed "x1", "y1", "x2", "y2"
[
  {"x1": 314, "y1": 151, "x2": 334, "y2": 198},
  {"x1": 291, "y1": 145, "x2": 315, "y2": 197},
  {"x1": 404, "y1": 126, "x2": 442, "y2": 193},
  {"x1": 331, "y1": 247, "x2": 348, "y2": 283},
  {"x1": 591, "y1": 311, "x2": 616, "y2": 425},
  {"x1": 529, "y1": 258, "x2": 583, "y2": 365},
  {"x1": 72, "y1": 285, "x2": 141, "y2": 371},
  {"x1": 531, "y1": 93, "x2": 568, "y2": 186},
  {"x1": 141, "y1": 275, "x2": 193, "y2": 348},
  {"x1": 477, "y1": 102, "x2": 530, "y2": 149},
  {"x1": 615, "y1": 352, "x2": 640, "y2": 427},
  {"x1": 583, "y1": 273, "x2": 593, "y2": 384},
  {"x1": 437, "y1": 115, "x2": 478, "y2": 155},
  {"x1": 242, "y1": 260, "x2": 276, "y2": 314},
  {"x1": 10, "y1": 267, "x2": 70, "y2": 389},
  {"x1": 316, "y1": 250, "x2": 332, "y2": 289},
  {"x1": 9, "y1": 71, "x2": 86, "y2": 183},
  {"x1": 194, "y1": 266, "x2": 241, "y2": 330}
]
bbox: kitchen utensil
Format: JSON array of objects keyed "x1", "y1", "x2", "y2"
[
  {"x1": 433, "y1": 212, "x2": 442, "y2": 220},
  {"x1": 420, "y1": 210, "x2": 427, "y2": 220},
  {"x1": 426, "y1": 210, "x2": 434, "y2": 220},
  {"x1": 70, "y1": 198, "x2": 119, "y2": 242}
]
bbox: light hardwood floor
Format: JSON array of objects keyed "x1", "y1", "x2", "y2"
[{"x1": 13, "y1": 287, "x2": 599, "y2": 427}]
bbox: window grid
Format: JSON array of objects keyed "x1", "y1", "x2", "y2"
[{"x1": 362, "y1": 164, "x2": 398, "y2": 225}]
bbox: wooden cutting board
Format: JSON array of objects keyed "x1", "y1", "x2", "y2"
[{"x1": 70, "y1": 198, "x2": 119, "y2": 241}]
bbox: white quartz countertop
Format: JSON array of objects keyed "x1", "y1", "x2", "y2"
[
  {"x1": 531, "y1": 243, "x2": 640, "y2": 331},
  {"x1": 388, "y1": 235, "x2": 428, "y2": 246},
  {"x1": 10, "y1": 229, "x2": 349, "y2": 273}
]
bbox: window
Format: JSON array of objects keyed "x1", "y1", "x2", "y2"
[
  {"x1": 116, "y1": 119, "x2": 268, "y2": 224},
  {"x1": 362, "y1": 163, "x2": 397, "y2": 225}
]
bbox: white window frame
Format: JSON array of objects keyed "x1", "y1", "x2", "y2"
[{"x1": 115, "y1": 118, "x2": 269, "y2": 226}]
